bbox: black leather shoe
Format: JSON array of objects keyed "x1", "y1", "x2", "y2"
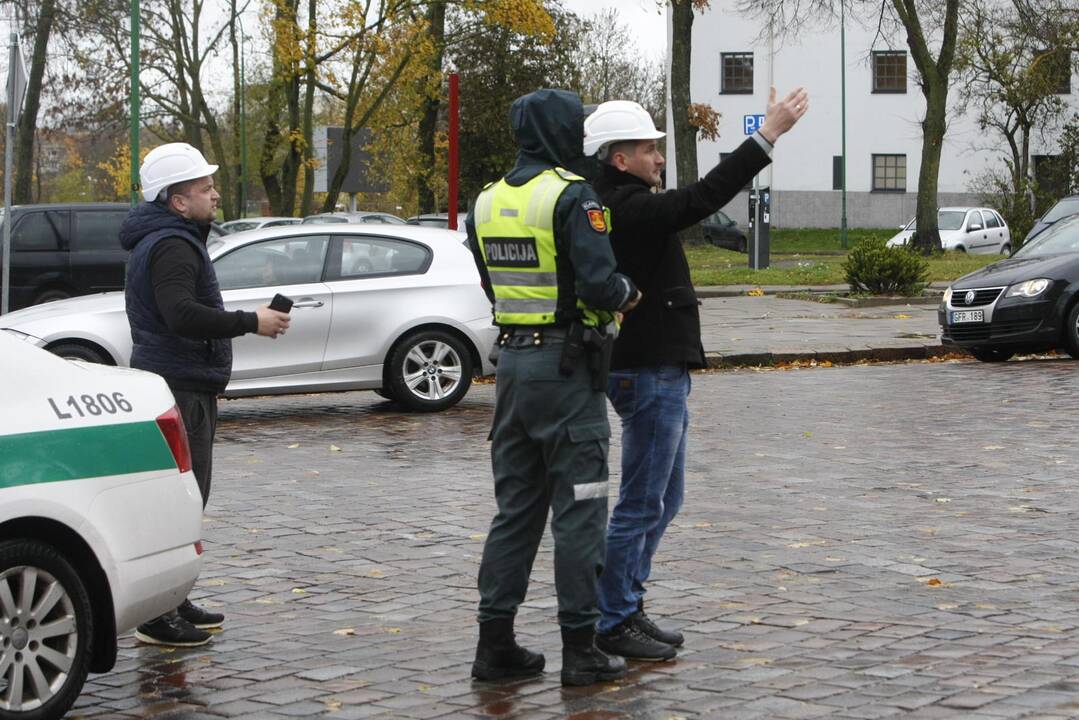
[
  {"x1": 630, "y1": 609, "x2": 684, "y2": 647},
  {"x1": 135, "y1": 613, "x2": 211, "y2": 647},
  {"x1": 561, "y1": 642, "x2": 627, "y2": 687},
  {"x1": 596, "y1": 621, "x2": 676, "y2": 661},
  {"x1": 178, "y1": 598, "x2": 225, "y2": 629}
]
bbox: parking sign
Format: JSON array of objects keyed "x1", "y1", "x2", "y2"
[{"x1": 743, "y1": 114, "x2": 766, "y2": 135}]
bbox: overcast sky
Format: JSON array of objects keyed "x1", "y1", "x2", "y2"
[{"x1": 560, "y1": 0, "x2": 668, "y2": 60}]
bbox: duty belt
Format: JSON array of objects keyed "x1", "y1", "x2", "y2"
[{"x1": 498, "y1": 325, "x2": 569, "y2": 347}]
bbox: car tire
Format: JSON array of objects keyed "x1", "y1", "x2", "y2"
[
  {"x1": 32, "y1": 289, "x2": 71, "y2": 306},
  {"x1": 1063, "y1": 302, "x2": 1079, "y2": 360},
  {"x1": 1001, "y1": 243, "x2": 1011, "y2": 255},
  {"x1": 0, "y1": 539, "x2": 94, "y2": 720},
  {"x1": 386, "y1": 329, "x2": 473, "y2": 413},
  {"x1": 969, "y1": 347, "x2": 1014, "y2": 362},
  {"x1": 47, "y1": 343, "x2": 110, "y2": 365},
  {"x1": 374, "y1": 387, "x2": 398, "y2": 402},
  {"x1": 737, "y1": 236, "x2": 747, "y2": 253}
]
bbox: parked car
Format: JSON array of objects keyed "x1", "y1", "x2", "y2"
[
  {"x1": 701, "y1": 209, "x2": 748, "y2": 252},
  {"x1": 219, "y1": 216, "x2": 301, "y2": 234},
  {"x1": 0, "y1": 225, "x2": 497, "y2": 412},
  {"x1": 406, "y1": 213, "x2": 468, "y2": 233},
  {"x1": 302, "y1": 211, "x2": 407, "y2": 225},
  {"x1": 939, "y1": 214, "x2": 1079, "y2": 362},
  {"x1": 886, "y1": 207, "x2": 1011, "y2": 254},
  {"x1": 0, "y1": 202, "x2": 130, "y2": 311},
  {"x1": 1023, "y1": 194, "x2": 1079, "y2": 245},
  {"x1": 0, "y1": 330, "x2": 203, "y2": 719}
]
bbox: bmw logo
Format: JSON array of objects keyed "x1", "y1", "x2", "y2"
[{"x1": 964, "y1": 290, "x2": 976, "y2": 305}]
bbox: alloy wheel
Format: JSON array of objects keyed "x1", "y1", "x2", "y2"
[{"x1": 0, "y1": 565, "x2": 79, "y2": 713}]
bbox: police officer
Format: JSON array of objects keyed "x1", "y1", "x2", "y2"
[{"x1": 467, "y1": 89, "x2": 642, "y2": 687}]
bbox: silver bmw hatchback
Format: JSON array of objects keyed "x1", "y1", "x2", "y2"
[{"x1": 0, "y1": 224, "x2": 497, "y2": 412}]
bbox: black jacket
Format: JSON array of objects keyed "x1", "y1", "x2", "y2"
[
  {"x1": 122, "y1": 201, "x2": 255, "y2": 393},
  {"x1": 466, "y1": 89, "x2": 635, "y2": 322},
  {"x1": 595, "y1": 136, "x2": 771, "y2": 369}
]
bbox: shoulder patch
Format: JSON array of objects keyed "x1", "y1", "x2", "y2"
[
  {"x1": 554, "y1": 167, "x2": 584, "y2": 182},
  {"x1": 586, "y1": 208, "x2": 607, "y2": 233},
  {"x1": 581, "y1": 199, "x2": 602, "y2": 212}
]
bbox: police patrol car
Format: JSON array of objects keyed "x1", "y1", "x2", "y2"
[{"x1": 0, "y1": 330, "x2": 203, "y2": 720}]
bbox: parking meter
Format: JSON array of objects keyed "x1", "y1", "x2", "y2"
[{"x1": 748, "y1": 185, "x2": 771, "y2": 270}]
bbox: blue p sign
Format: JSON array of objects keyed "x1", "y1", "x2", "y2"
[{"x1": 743, "y1": 114, "x2": 766, "y2": 135}]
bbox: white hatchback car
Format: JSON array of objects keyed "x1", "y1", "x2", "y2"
[
  {"x1": 0, "y1": 224, "x2": 497, "y2": 412},
  {"x1": 0, "y1": 332, "x2": 203, "y2": 719},
  {"x1": 886, "y1": 207, "x2": 1012, "y2": 254}
]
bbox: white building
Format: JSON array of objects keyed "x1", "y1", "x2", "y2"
[{"x1": 666, "y1": 2, "x2": 1077, "y2": 229}]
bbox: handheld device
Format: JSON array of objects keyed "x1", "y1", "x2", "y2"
[{"x1": 268, "y1": 293, "x2": 294, "y2": 313}]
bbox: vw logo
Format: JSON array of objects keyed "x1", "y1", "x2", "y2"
[{"x1": 964, "y1": 290, "x2": 976, "y2": 305}]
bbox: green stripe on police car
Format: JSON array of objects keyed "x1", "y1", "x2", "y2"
[{"x1": 0, "y1": 421, "x2": 176, "y2": 487}]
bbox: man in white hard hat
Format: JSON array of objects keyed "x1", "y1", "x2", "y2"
[
  {"x1": 121, "y1": 142, "x2": 291, "y2": 646},
  {"x1": 583, "y1": 88, "x2": 808, "y2": 661}
]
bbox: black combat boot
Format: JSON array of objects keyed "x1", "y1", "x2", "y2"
[
  {"x1": 560, "y1": 626, "x2": 628, "y2": 687},
  {"x1": 471, "y1": 618, "x2": 546, "y2": 681},
  {"x1": 630, "y1": 598, "x2": 684, "y2": 647}
]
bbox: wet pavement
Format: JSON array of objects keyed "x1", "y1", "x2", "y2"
[{"x1": 66, "y1": 353, "x2": 1079, "y2": 719}]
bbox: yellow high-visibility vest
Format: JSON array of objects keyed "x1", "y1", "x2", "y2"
[{"x1": 475, "y1": 168, "x2": 611, "y2": 327}]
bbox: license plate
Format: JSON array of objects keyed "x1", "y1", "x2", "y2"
[{"x1": 951, "y1": 310, "x2": 984, "y2": 323}]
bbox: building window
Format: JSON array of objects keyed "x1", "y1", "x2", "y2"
[
  {"x1": 833, "y1": 156, "x2": 844, "y2": 190},
  {"x1": 872, "y1": 154, "x2": 906, "y2": 192},
  {"x1": 1034, "y1": 154, "x2": 1068, "y2": 198},
  {"x1": 721, "y1": 53, "x2": 754, "y2": 94},
  {"x1": 872, "y1": 51, "x2": 907, "y2": 93},
  {"x1": 1039, "y1": 49, "x2": 1072, "y2": 94}
]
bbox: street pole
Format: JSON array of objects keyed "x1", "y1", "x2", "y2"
[
  {"x1": 448, "y1": 73, "x2": 459, "y2": 230},
  {"x1": 239, "y1": 19, "x2": 247, "y2": 218},
  {"x1": 3, "y1": 34, "x2": 16, "y2": 316},
  {"x1": 129, "y1": 0, "x2": 139, "y2": 206},
  {"x1": 840, "y1": 1, "x2": 849, "y2": 249}
]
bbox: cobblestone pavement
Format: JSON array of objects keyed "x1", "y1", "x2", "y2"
[{"x1": 71, "y1": 356, "x2": 1079, "y2": 719}]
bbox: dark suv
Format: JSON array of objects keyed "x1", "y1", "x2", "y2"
[{"x1": 1, "y1": 203, "x2": 129, "y2": 310}]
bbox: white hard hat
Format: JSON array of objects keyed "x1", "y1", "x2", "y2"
[
  {"x1": 583, "y1": 100, "x2": 665, "y2": 158},
  {"x1": 140, "y1": 142, "x2": 218, "y2": 202}
]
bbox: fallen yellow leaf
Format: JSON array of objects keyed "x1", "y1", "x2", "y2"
[
  {"x1": 925, "y1": 578, "x2": 943, "y2": 586},
  {"x1": 330, "y1": 445, "x2": 342, "y2": 452},
  {"x1": 369, "y1": 569, "x2": 384, "y2": 578},
  {"x1": 333, "y1": 628, "x2": 356, "y2": 636},
  {"x1": 747, "y1": 288, "x2": 764, "y2": 297},
  {"x1": 291, "y1": 588, "x2": 307, "y2": 594},
  {"x1": 288, "y1": 443, "x2": 300, "y2": 449}
]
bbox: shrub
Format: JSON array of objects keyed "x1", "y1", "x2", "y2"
[{"x1": 842, "y1": 238, "x2": 929, "y2": 296}]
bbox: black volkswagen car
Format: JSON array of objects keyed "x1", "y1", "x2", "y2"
[{"x1": 940, "y1": 214, "x2": 1079, "y2": 362}]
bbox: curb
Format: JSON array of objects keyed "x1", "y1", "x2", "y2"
[{"x1": 705, "y1": 344, "x2": 952, "y2": 369}]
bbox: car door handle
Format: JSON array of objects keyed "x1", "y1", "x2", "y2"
[{"x1": 293, "y1": 299, "x2": 324, "y2": 308}]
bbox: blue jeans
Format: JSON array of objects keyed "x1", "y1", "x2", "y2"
[{"x1": 597, "y1": 366, "x2": 690, "y2": 634}]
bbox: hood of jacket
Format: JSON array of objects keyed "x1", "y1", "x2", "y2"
[
  {"x1": 120, "y1": 200, "x2": 210, "y2": 252},
  {"x1": 508, "y1": 89, "x2": 585, "y2": 174}
]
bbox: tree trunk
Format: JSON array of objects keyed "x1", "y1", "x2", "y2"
[
  {"x1": 259, "y1": 0, "x2": 301, "y2": 216},
  {"x1": 669, "y1": 0, "x2": 696, "y2": 190},
  {"x1": 894, "y1": 0, "x2": 959, "y2": 255},
  {"x1": 912, "y1": 77, "x2": 946, "y2": 252},
  {"x1": 417, "y1": 1, "x2": 446, "y2": 213},
  {"x1": 14, "y1": 0, "x2": 57, "y2": 204},
  {"x1": 299, "y1": 0, "x2": 318, "y2": 217},
  {"x1": 230, "y1": 0, "x2": 243, "y2": 217}
]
